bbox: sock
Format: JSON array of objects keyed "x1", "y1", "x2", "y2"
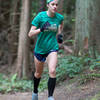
[
  {"x1": 48, "y1": 77, "x2": 56, "y2": 97},
  {"x1": 33, "y1": 75, "x2": 41, "y2": 93}
]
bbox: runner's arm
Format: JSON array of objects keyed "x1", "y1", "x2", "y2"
[
  {"x1": 28, "y1": 26, "x2": 41, "y2": 37},
  {"x1": 57, "y1": 21, "x2": 64, "y2": 44},
  {"x1": 57, "y1": 21, "x2": 64, "y2": 35}
]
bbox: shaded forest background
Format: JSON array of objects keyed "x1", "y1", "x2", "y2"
[
  {"x1": 0, "y1": 0, "x2": 75, "y2": 78},
  {"x1": 1, "y1": 0, "x2": 100, "y2": 96},
  {"x1": 0, "y1": 0, "x2": 100, "y2": 84}
]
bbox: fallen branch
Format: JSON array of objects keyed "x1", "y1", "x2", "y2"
[
  {"x1": 63, "y1": 45, "x2": 73, "y2": 54},
  {"x1": 59, "y1": 43, "x2": 73, "y2": 54}
]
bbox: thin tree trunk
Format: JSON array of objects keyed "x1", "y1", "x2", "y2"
[
  {"x1": 0, "y1": 0, "x2": 1, "y2": 14},
  {"x1": 8, "y1": 0, "x2": 20, "y2": 66},
  {"x1": 17, "y1": 0, "x2": 30, "y2": 78}
]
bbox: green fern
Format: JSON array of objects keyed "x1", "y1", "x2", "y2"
[{"x1": 79, "y1": 73, "x2": 100, "y2": 84}]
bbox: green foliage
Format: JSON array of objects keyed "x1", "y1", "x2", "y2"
[
  {"x1": 57, "y1": 55, "x2": 86, "y2": 78},
  {"x1": 63, "y1": 14, "x2": 75, "y2": 31},
  {"x1": 72, "y1": 18, "x2": 75, "y2": 22},
  {"x1": 64, "y1": 39, "x2": 74, "y2": 45},
  {"x1": 88, "y1": 56, "x2": 100, "y2": 71},
  {"x1": 0, "y1": 73, "x2": 33, "y2": 94},
  {"x1": 78, "y1": 73, "x2": 100, "y2": 85},
  {"x1": 75, "y1": 56, "x2": 100, "y2": 84},
  {"x1": 31, "y1": 12, "x2": 37, "y2": 18},
  {"x1": 57, "y1": 54, "x2": 100, "y2": 79},
  {"x1": 90, "y1": 92, "x2": 100, "y2": 100},
  {"x1": 0, "y1": 55, "x2": 100, "y2": 94}
]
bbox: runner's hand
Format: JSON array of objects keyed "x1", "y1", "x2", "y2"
[
  {"x1": 57, "y1": 34, "x2": 63, "y2": 43},
  {"x1": 40, "y1": 21, "x2": 50, "y2": 32}
]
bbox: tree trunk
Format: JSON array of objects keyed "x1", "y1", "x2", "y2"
[
  {"x1": 17, "y1": 0, "x2": 30, "y2": 79},
  {"x1": 74, "y1": 0, "x2": 90, "y2": 56},
  {"x1": 0, "y1": 0, "x2": 1, "y2": 14},
  {"x1": 75, "y1": 0, "x2": 100, "y2": 57},
  {"x1": 89, "y1": 0, "x2": 100, "y2": 57},
  {"x1": 8, "y1": 0, "x2": 20, "y2": 66}
]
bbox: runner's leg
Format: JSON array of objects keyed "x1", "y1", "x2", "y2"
[{"x1": 47, "y1": 52, "x2": 57, "y2": 98}]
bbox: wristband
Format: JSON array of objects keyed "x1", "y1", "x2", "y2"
[{"x1": 57, "y1": 34, "x2": 63, "y2": 43}]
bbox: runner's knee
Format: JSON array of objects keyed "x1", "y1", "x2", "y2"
[
  {"x1": 49, "y1": 69, "x2": 56, "y2": 76},
  {"x1": 35, "y1": 72, "x2": 42, "y2": 78}
]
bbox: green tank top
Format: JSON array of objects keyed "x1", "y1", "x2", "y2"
[{"x1": 31, "y1": 11, "x2": 64, "y2": 54}]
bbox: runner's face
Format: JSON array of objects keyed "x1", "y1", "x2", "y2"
[{"x1": 47, "y1": 0, "x2": 58, "y2": 13}]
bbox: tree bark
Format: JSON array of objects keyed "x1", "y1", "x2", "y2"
[
  {"x1": 75, "y1": 0, "x2": 100, "y2": 57},
  {"x1": 17, "y1": 0, "x2": 30, "y2": 78},
  {"x1": 74, "y1": 0, "x2": 90, "y2": 56},
  {"x1": 8, "y1": 0, "x2": 20, "y2": 66},
  {"x1": 89, "y1": 0, "x2": 100, "y2": 57}
]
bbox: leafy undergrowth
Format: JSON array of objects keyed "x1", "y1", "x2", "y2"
[
  {"x1": 86, "y1": 92, "x2": 100, "y2": 100},
  {"x1": 0, "y1": 53, "x2": 100, "y2": 94},
  {"x1": 0, "y1": 74, "x2": 33, "y2": 94}
]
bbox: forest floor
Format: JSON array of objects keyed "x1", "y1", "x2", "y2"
[
  {"x1": 0, "y1": 77, "x2": 100, "y2": 100},
  {"x1": 0, "y1": 52, "x2": 100, "y2": 100}
]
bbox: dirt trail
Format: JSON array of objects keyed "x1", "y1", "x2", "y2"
[
  {"x1": 0, "y1": 87, "x2": 67, "y2": 100},
  {"x1": 0, "y1": 79, "x2": 100, "y2": 100},
  {"x1": 0, "y1": 89, "x2": 66, "y2": 100}
]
